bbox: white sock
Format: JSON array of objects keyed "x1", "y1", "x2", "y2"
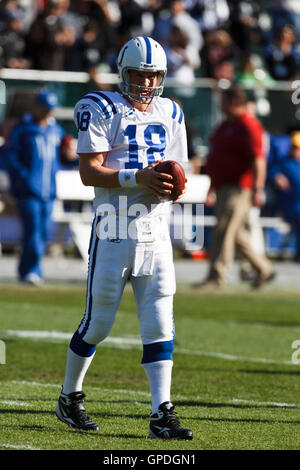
[
  {"x1": 62, "y1": 347, "x2": 95, "y2": 395},
  {"x1": 142, "y1": 360, "x2": 173, "y2": 413}
]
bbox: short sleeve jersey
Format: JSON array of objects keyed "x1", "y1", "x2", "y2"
[{"x1": 74, "y1": 91, "x2": 188, "y2": 214}]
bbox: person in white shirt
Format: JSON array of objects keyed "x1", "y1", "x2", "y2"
[{"x1": 55, "y1": 36, "x2": 193, "y2": 440}]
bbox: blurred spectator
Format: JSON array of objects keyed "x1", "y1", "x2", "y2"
[
  {"x1": 264, "y1": 24, "x2": 299, "y2": 81},
  {"x1": 267, "y1": 132, "x2": 291, "y2": 182},
  {"x1": 164, "y1": 25, "x2": 200, "y2": 86},
  {"x1": 0, "y1": 141, "x2": 17, "y2": 217},
  {"x1": 270, "y1": 131, "x2": 300, "y2": 262},
  {"x1": 268, "y1": 0, "x2": 300, "y2": 43},
  {"x1": 195, "y1": 85, "x2": 275, "y2": 289},
  {"x1": 4, "y1": 89, "x2": 75, "y2": 285},
  {"x1": 68, "y1": 18, "x2": 110, "y2": 72},
  {"x1": 187, "y1": 0, "x2": 230, "y2": 33},
  {"x1": 0, "y1": 2, "x2": 31, "y2": 68},
  {"x1": 264, "y1": 131, "x2": 291, "y2": 217},
  {"x1": 117, "y1": 0, "x2": 150, "y2": 38},
  {"x1": 200, "y1": 29, "x2": 235, "y2": 79},
  {"x1": 1, "y1": 0, "x2": 40, "y2": 32},
  {"x1": 213, "y1": 59, "x2": 234, "y2": 81},
  {"x1": 26, "y1": 0, "x2": 76, "y2": 70},
  {"x1": 227, "y1": 0, "x2": 261, "y2": 54},
  {"x1": 66, "y1": 0, "x2": 117, "y2": 71},
  {"x1": 236, "y1": 53, "x2": 275, "y2": 87},
  {"x1": 152, "y1": 0, "x2": 202, "y2": 59}
]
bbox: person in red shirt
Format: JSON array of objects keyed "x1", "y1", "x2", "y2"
[{"x1": 198, "y1": 85, "x2": 275, "y2": 289}]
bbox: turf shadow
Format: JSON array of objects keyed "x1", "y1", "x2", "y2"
[
  {"x1": 171, "y1": 400, "x2": 300, "y2": 410},
  {"x1": 236, "y1": 369, "x2": 300, "y2": 376}
]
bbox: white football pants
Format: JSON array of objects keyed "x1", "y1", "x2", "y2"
[{"x1": 77, "y1": 215, "x2": 176, "y2": 346}]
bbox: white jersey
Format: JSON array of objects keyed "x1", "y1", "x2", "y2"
[{"x1": 74, "y1": 90, "x2": 188, "y2": 216}]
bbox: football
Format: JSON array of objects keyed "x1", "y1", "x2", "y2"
[{"x1": 154, "y1": 160, "x2": 186, "y2": 201}]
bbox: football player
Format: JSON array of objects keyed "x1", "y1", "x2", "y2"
[{"x1": 56, "y1": 36, "x2": 193, "y2": 440}]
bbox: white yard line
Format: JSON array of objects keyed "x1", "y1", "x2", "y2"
[
  {"x1": 2, "y1": 329, "x2": 295, "y2": 365},
  {"x1": 0, "y1": 400, "x2": 33, "y2": 407},
  {"x1": 174, "y1": 348, "x2": 294, "y2": 365},
  {"x1": 12, "y1": 380, "x2": 58, "y2": 388},
  {"x1": 3, "y1": 330, "x2": 73, "y2": 341},
  {"x1": 0, "y1": 443, "x2": 40, "y2": 450},
  {"x1": 11, "y1": 380, "x2": 151, "y2": 397},
  {"x1": 231, "y1": 398, "x2": 300, "y2": 409},
  {"x1": 2, "y1": 329, "x2": 141, "y2": 345}
]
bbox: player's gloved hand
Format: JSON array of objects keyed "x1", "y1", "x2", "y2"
[{"x1": 136, "y1": 160, "x2": 174, "y2": 199}]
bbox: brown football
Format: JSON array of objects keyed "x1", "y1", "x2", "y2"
[{"x1": 154, "y1": 160, "x2": 186, "y2": 201}]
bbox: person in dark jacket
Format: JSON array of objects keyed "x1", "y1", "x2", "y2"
[{"x1": 5, "y1": 89, "x2": 65, "y2": 284}]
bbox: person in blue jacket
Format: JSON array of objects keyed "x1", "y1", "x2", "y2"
[
  {"x1": 5, "y1": 89, "x2": 66, "y2": 284},
  {"x1": 271, "y1": 131, "x2": 300, "y2": 262},
  {"x1": 267, "y1": 133, "x2": 291, "y2": 181}
]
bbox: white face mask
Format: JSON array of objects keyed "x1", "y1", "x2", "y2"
[{"x1": 121, "y1": 69, "x2": 166, "y2": 104}]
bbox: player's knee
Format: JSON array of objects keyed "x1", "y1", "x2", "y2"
[
  {"x1": 85, "y1": 317, "x2": 114, "y2": 344},
  {"x1": 140, "y1": 315, "x2": 174, "y2": 345},
  {"x1": 139, "y1": 296, "x2": 174, "y2": 344}
]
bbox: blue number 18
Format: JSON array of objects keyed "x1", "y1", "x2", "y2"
[{"x1": 124, "y1": 124, "x2": 166, "y2": 169}]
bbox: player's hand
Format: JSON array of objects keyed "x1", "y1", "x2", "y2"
[{"x1": 136, "y1": 160, "x2": 174, "y2": 198}]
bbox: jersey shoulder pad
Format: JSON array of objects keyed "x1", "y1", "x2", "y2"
[
  {"x1": 168, "y1": 98, "x2": 184, "y2": 125},
  {"x1": 76, "y1": 91, "x2": 118, "y2": 120}
]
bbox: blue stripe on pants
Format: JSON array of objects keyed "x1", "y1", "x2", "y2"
[
  {"x1": 70, "y1": 215, "x2": 100, "y2": 357},
  {"x1": 69, "y1": 330, "x2": 96, "y2": 357}
]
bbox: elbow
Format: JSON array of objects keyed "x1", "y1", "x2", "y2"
[{"x1": 79, "y1": 171, "x2": 91, "y2": 187}]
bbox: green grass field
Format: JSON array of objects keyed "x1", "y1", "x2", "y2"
[{"x1": 1, "y1": 282, "x2": 300, "y2": 451}]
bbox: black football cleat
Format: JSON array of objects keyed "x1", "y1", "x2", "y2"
[
  {"x1": 56, "y1": 390, "x2": 99, "y2": 431},
  {"x1": 149, "y1": 401, "x2": 193, "y2": 440}
]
